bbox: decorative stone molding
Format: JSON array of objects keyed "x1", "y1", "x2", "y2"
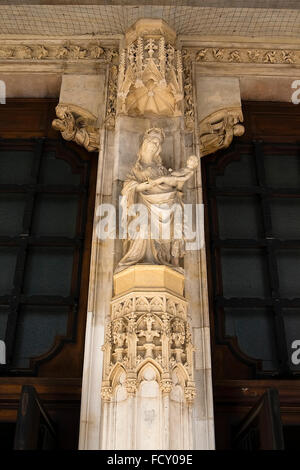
[
  {"x1": 182, "y1": 49, "x2": 195, "y2": 133},
  {"x1": 105, "y1": 62, "x2": 119, "y2": 129},
  {"x1": 0, "y1": 43, "x2": 117, "y2": 62},
  {"x1": 52, "y1": 103, "x2": 100, "y2": 152},
  {"x1": 191, "y1": 47, "x2": 299, "y2": 65},
  {"x1": 117, "y1": 19, "x2": 183, "y2": 117},
  {"x1": 101, "y1": 291, "x2": 195, "y2": 404},
  {"x1": 198, "y1": 107, "x2": 244, "y2": 157},
  {"x1": 0, "y1": 43, "x2": 119, "y2": 130}
]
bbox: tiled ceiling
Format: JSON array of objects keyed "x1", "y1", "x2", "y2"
[{"x1": 0, "y1": 4, "x2": 300, "y2": 37}]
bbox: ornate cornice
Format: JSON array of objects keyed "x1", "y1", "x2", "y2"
[
  {"x1": 181, "y1": 45, "x2": 300, "y2": 134},
  {"x1": 198, "y1": 107, "x2": 244, "y2": 157},
  {"x1": 3, "y1": 41, "x2": 299, "y2": 136},
  {"x1": 0, "y1": 42, "x2": 119, "y2": 130},
  {"x1": 52, "y1": 103, "x2": 100, "y2": 152},
  {"x1": 182, "y1": 49, "x2": 194, "y2": 133},
  {"x1": 0, "y1": 42, "x2": 118, "y2": 62},
  {"x1": 188, "y1": 46, "x2": 300, "y2": 65}
]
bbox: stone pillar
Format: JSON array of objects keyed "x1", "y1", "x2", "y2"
[{"x1": 78, "y1": 18, "x2": 217, "y2": 450}]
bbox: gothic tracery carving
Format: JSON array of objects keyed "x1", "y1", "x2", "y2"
[
  {"x1": 101, "y1": 292, "x2": 195, "y2": 404},
  {"x1": 117, "y1": 36, "x2": 183, "y2": 117}
]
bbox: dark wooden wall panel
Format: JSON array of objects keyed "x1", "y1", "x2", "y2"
[
  {"x1": 202, "y1": 101, "x2": 300, "y2": 449},
  {"x1": 0, "y1": 98, "x2": 98, "y2": 449}
]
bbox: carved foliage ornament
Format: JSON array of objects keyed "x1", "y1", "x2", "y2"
[
  {"x1": 101, "y1": 293, "x2": 196, "y2": 405},
  {"x1": 0, "y1": 43, "x2": 117, "y2": 62},
  {"x1": 117, "y1": 36, "x2": 183, "y2": 117},
  {"x1": 52, "y1": 104, "x2": 100, "y2": 152},
  {"x1": 193, "y1": 47, "x2": 297, "y2": 64},
  {"x1": 198, "y1": 107, "x2": 245, "y2": 157},
  {"x1": 182, "y1": 49, "x2": 195, "y2": 133}
]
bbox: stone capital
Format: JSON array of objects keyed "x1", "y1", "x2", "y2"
[{"x1": 195, "y1": 76, "x2": 245, "y2": 156}]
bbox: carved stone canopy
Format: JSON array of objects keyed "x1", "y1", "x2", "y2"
[
  {"x1": 198, "y1": 107, "x2": 245, "y2": 157},
  {"x1": 117, "y1": 19, "x2": 183, "y2": 118}
]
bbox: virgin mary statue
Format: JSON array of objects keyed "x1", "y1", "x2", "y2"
[{"x1": 115, "y1": 127, "x2": 198, "y2": 273}]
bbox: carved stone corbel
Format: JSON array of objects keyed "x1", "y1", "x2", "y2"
[
  {"x1": 52, "y1": 103, "x2": 100, "y2": 152},
  {"x1": 116, "y1": 19, "x2": 183, "y2": 118},
  {"x1": 198, "y1": 107, "x2": 244, "y2": 157}
]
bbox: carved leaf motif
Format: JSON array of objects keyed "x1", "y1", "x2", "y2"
[
  {"x1": 195, "y1": 49, "x2": 207, "y2": 61},
  {"x1": 228, "y1": 50, "x2": 240, "y2": 62},
  {"x1": 18, "y1": 46, "x2": 32, "y2": 59},
  {"x1": 35, "y1": 45, "x2": 48, "y2": 59},
  {"x1": 263, "y1": 51, "x2": 276, "y2": 63},
  {"x1": 248, "y1": 49, "x2": 260, "y2": 62},
  {"x1": 281, "y1": 50, "x2": 295, "y2": 64},
  {"x1": 213, "y1": 48, "x2": 224, "y2": 60},
  {"x1": 56, "y1": 46, "x2": 69, "y2": 58},
  {"x1": 70, "y1": 45, "x2": 87, "y2": 59},
  {"x1": 89, "y1": 45, "x2": 104, "y2": 59},
  {"x1": 117, "y1": 36, "x2": 183, "y2": 118},
  {"x1": 0, "y1": 48, "x2": 14, "y2": 58}
]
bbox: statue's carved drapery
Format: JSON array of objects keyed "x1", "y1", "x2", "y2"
[{"x1": 116, "y1": 127, "x2": 198, "y2": 273}]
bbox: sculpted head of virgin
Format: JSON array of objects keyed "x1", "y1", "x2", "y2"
[{"x1": 137, "y1": 128, "x2": 165, "y2": 167}]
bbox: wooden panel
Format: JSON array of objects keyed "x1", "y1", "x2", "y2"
[
  {"x1": 0, "y1": 98, "x2": 97, "y2": 449},
  {"x1": 214, "y1": 379, "x2": 300, "y2": 449},
  {"x1": 203, "y1": 101, "x2": 300, "y2": 449},
  {"x1": 0, "y1": 99, "x2": 98, "y2": 378},
  {"x1": 242, "y1": 101, "x2": 300, "y2": 142},
  {"x1": 0, "y1": 378, "x2": 82, "y2": 449},
  {"x1": 0, "y1": 99, "x2": 58, "y2": 138}
]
